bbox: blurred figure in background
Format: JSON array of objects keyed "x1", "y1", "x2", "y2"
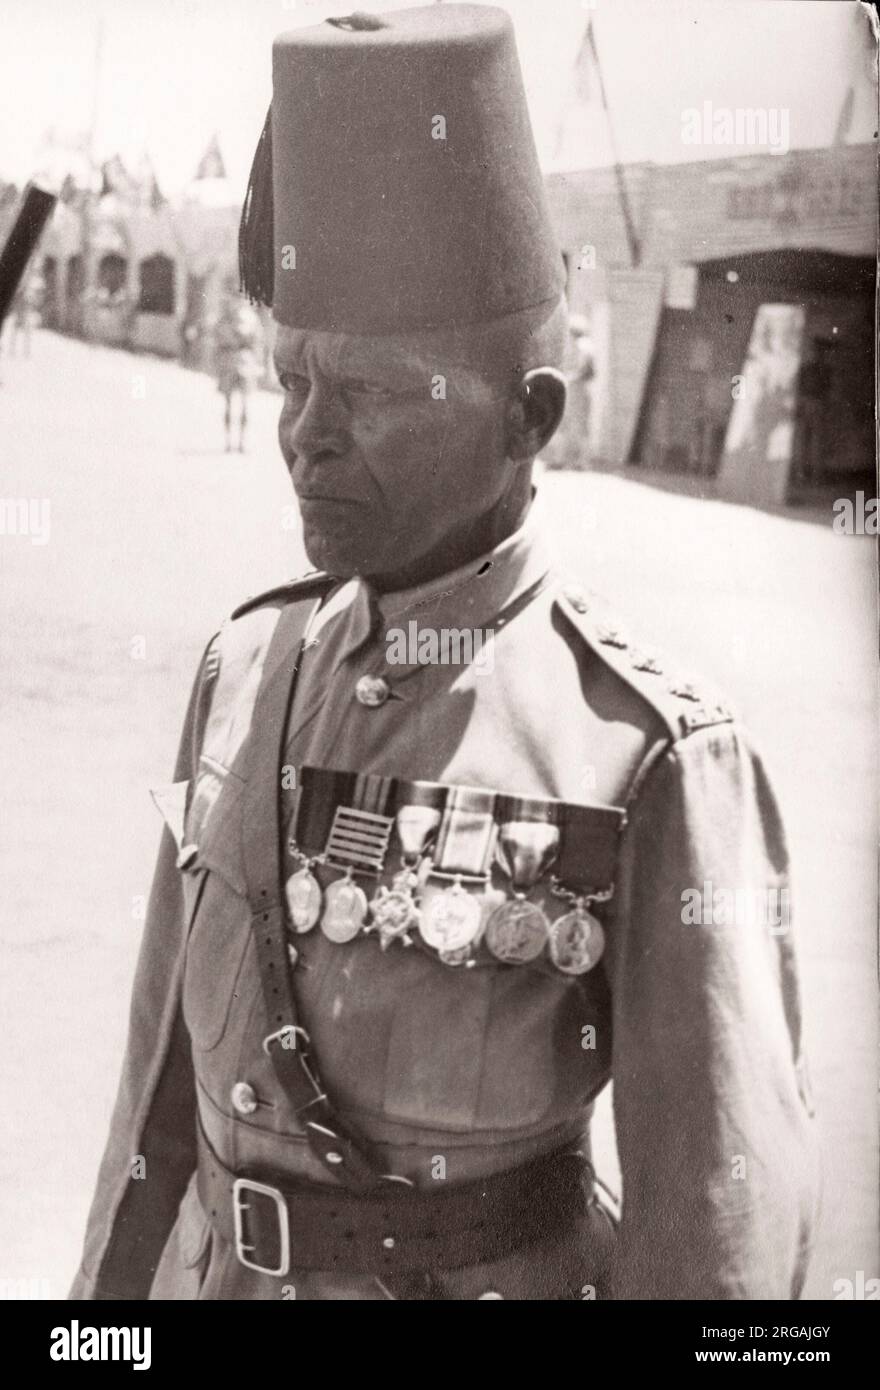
[
  {"x1": 794, "y1": 337, "x2": 834, "y2": 486},
  {"x1": 3, "y1": 271, "x2": 44, "y2": 359},
  {"x1": 213, "y1": 290, "x2": 262, "y2": 453},
  {"x1": 543, "y1": 311, "x2": 595, "y2": 470}
]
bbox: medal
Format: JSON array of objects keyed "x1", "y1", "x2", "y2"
[
  {"x1": 284, "y1": 837, "x2": 323, "y2": 934},
  {"x1": 368, "y1": 786, "x2": 445, "y2": 949},
  {"x1": 370, "y1": 870, "x2": 419, "y2": 948},
  {"x1": 485, "y1": 898, "x2": 548, "y2": 964},
  {"x1": 544, "y1": 800, "x2": 625, "y2": 976},
  {"x1": 285, "y1": 864, "x2": 323, "y2": 933},
  {"x1": 420, "y1": 787, "x2": 497, "y2": 954},
  {"x1": 420, "y1": 876, "x2": 483, "y2": 952},
  {"x1": 321, "y1": 869, "x2": 369, "y2": 943},
  {"x1": 297, "y1": 772, "x2": 397, "y2": 945},
  {"x1": 485, "y1": 801, "x2": 560, "y2": 965},
  {"x1": 548, "y1": 901, "x2": 605, "y2": 974}
]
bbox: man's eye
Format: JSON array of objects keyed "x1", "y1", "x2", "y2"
[{"x1": 278, "y1": 371, "x2": 310, "y2": 395}]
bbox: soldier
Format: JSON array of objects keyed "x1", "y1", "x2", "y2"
[
  {"x1": 71, "y1": 5, "x2": 818, "y2": 1301},
  {"x1": 213, "y1": 288, "x2": 262, "y2": 453}
]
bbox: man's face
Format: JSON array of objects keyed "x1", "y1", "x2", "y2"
[{"x1": 274, "y1": 324, "x2": 512, "y2": 581}]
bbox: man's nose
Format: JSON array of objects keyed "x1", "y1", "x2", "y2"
[{"x1": 280, "y1": 381, "x2": 350, "y2": 462}]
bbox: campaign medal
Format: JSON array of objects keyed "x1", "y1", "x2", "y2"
[
  {"x1": 321, "y1": 869, "x2": 370, "y2": 943},
  {"x1": 421, "y1": 876, "x2": 483, "y2": 952},
  {"x1": 285, "y1": 840, "x2": 323, "y2": 934},
  {"x1": 370, "y1": 870, "x2": 419, "y2": 949},
  {"x1": 286, "y1": 865, "x2": 323, "y2": 933},
  {"x1": 420, "y1": 787, "x2": 497, "y2": 957},
  {"x1": 485, "y1": 898, "x2": 549, "y2": 964},
  {"x1": 319, "y1": 794, "x2": 395, "y2": 943},
  {"x1": 369, "y1": 795, "x2": 443, "y2": 949},
  {"x1": 484, "y1": 803, "x2": 560, "y2": 965},
  {"x1": 548, "y1": 899, "x2": 605, "y2": 975},
  {"x1": 544, "y1": 799, "x2": 623, "y2": 975}
]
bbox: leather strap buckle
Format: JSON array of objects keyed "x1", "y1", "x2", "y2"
[
  {"x1": 262, "y1": 1024, "x2": 309, "y2": 1056},
  {"x1": 232, "y1": 1177, "x2": 291, "y2": 1277}
]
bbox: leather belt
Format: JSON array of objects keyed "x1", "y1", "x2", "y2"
[{"x1": 197, "y1": 1126, "x2": 592, "y2": 1278}]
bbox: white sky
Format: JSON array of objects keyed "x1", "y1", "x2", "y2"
[{"x1": 0, "y1": 0, "x2": 875, "y2": 198}]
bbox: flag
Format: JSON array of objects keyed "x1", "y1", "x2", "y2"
[{"x1": 194, "y1": 135, "x2": 227, "y2": 181}]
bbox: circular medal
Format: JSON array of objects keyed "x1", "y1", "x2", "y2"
[
  {"x1": 370, "y1": 886, "x2": 419, "y2": 944},
  {"x1": 419, "y1": 882, "x2": 482, "y2": 953},
  {"x1": 285, "y1": 867, "x2": 322, "y2": 934},
  {"x1": 320, "y1": 875, "x2": 368, "y2": 943},
  {"x1": 485, "y1": 898, "x2": 549, "y2": 965},
  {"x1": 548, "y1": 907, "x2": 605, "y2": 975}
]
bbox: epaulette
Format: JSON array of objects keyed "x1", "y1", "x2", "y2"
[
  {"x1": 554, "y1": 580, "x2": 735, "y2": 742},
  {"x1": 230, "y1": 569, "x2": 335, "y2": 621}
]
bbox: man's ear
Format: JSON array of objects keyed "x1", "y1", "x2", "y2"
[{"x1": 506, "y1": 368, "x2": 567, "y2": 462}]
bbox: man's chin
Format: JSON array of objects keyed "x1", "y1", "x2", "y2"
[{"x1": 303, "y1": 531, "x2": 369, "y2": 581}]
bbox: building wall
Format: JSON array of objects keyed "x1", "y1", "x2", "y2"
[{"x1": 544, "y1": 143, "x2": 877, "y2": 485}]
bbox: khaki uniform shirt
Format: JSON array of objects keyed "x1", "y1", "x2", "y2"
[{"x1": 71, "y1": 500, "x2": 819, "y2": 1300}]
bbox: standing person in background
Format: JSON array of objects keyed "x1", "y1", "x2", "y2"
[
  {"x1": 545, "y1": 312, "x2": 595, "y2": 470},
  {"x1": 4, "y1": 272, "x2": 44, "y2": 359},
  {"x1": 213, "y1": 290, "x2": 262, "y2": 453},
  {"x1": 563, "y1": 314, "x2": 595, "y2": 468}
]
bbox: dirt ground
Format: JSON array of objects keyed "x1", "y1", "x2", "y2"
[{"x1": 0, "y1": 330, "x2": 876, "y2": 1299}]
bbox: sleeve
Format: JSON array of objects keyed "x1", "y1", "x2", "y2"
[
  {"x1": 69, "y1": 643, "x2": 218, "y2": 1300},
  {"x1": 605, "y1": 722, "x2": 820, "y2": 1300}
]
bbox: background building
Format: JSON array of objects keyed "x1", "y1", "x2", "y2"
[
  {"x1": 0, "y1": 136, "x2": 271, "y2": 379},
  {"x1": 547, "y1": 141, "x2": 876, "y2": 504}
]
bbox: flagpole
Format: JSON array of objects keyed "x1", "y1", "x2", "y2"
[
  {"x1": 79, "y1": 9, "x2": 105, "y2": 338},
  {"x1": 586, "y1": 19, "x2": 641, "y2": 267}
]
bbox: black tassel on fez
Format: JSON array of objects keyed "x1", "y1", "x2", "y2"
[{"x1": 238, "y1": 104, "x2": 275, "y2": 307}]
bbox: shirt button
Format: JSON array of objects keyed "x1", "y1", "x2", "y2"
[
  {"x1": 230, "y1": 1081, "x2": 258, "y2": 1116},
  {"x1": 355, "y1": 675, "x2": 390, "y2": 708}
]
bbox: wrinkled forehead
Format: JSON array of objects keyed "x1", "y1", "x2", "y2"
[
  {"x1": 273, "y1": 298, "x2": 566, "y2": 389},
  {"x1": 274, "y1": 324, "x2": 497, "y2": 388}
]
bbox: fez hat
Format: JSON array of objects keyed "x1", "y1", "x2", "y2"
[{"x1": 239, "y1": 5, "x2": 564, "y2": 334}]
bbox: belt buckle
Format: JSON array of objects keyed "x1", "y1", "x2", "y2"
[{"x1": 232, "y1": 1177, "x2": 291, "y2": 1277}]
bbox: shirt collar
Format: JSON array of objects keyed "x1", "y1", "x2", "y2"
[
  {"x1": 377, "y1": 488, "x2": 551, "y2": 629},
  {"x1": 305, "y1": 490, "x2": 552, "y2": 667}
]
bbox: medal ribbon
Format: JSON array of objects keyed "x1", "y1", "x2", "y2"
[
  {"x1": 493, "y1": 794, "x2": 562, "y2": 892},
  {"x1": 294, "y1": 767, "x2": 396, "y2": 871},
  {"x1": 553, "y1": 802, "x2": 627, "y2": 899},
  {"x1": 392, "y1": 779, "x2": 447, "y2": 861},
  {"x1": 431, "y1": 785, "x2": 498, "y2": 878}
]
